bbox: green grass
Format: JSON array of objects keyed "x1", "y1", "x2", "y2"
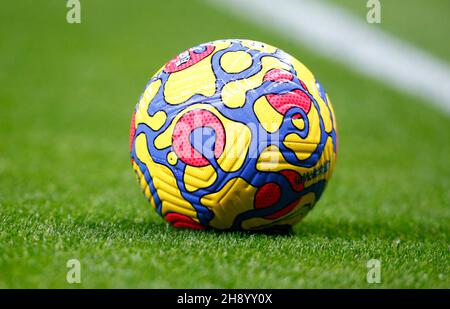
[
  {"x1": 325, "y1": 0, "x2": 450, "y2": 62},
  {"x1": 0, "y1": 0, "x2": 449, "y2": 288}
]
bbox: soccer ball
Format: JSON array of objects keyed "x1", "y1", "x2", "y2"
[{"x1": 129, "y1": 39, "x2": 338, "y2": 230}]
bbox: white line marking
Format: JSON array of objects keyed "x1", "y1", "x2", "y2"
[{"x1": 208, "y1": 0, "x2": 450, "y2": 114}]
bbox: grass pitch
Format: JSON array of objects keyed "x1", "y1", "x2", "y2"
[{"x1": 0, "y1": 0, "x2": 448, "y2": 288}]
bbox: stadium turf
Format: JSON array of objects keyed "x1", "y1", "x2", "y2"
[
  {"x1": 0, "y1": 0, "x2": 448, "y2": 288},
  {"x1": 325, "y1": 0, "x2": 450, "y2": 62}
]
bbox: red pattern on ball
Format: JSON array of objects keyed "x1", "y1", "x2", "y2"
[
  {"x1": 263, "y1": 69, "x2": 294, "y2": 82},
  {"x1": 264, "y1": 199, "x2": 299, "y2": 220},
  {"x1": 281, "y1": 170, "x2": 304, "y2": 192},
  {"x1": 165, "y1": 213, "x2": 205, "y2": 230},
  {"x1": 172, "y1": 109, "x2": 225, "y2": 167},
  {"x1": 164, "y1": 45, "x2": 215, "y2": 73},
  {"x1": 129, "y1": 110, "x2": 136, "y2": 153},
  {"x1": 263, "y1": 69, "x2": 311, "y2": 117},
  {"x1": 255, "y1": 183, "x2": 281, "y2": 209}
]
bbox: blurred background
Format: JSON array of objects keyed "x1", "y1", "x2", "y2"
[{"x1": 0, "y1": 0, "x2": 448, "y2": 288}]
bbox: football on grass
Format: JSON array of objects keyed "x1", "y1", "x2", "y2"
[{"x1": 129, "y1": 39, "x2": 338, "y2": 230}]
